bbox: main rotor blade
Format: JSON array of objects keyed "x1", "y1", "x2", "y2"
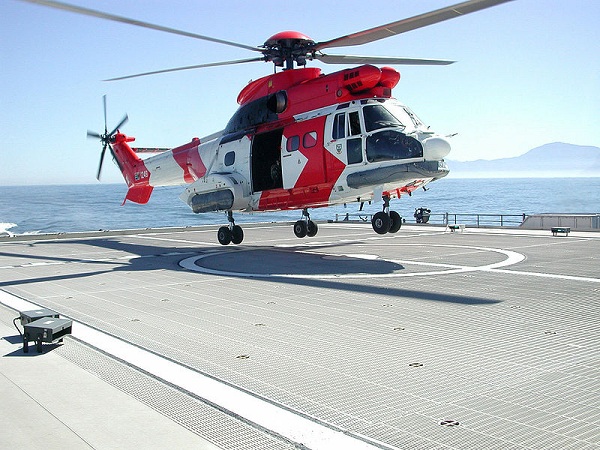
[
  {"x1": 104, "y1": 57, "x2": 265, "y2": 81},
  {"x1": 316, "y1": 54, "x2": 455, "y2": 66},
  {"x1": 314, "y1": 0, "x2": 513, "y2": 51},
  {"x1": 20, "y1": 0, "x2": 261, "y2": 52}
]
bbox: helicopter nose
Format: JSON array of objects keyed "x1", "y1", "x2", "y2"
[{"x1": 423, "y1": 136, "x2": 451, "y2": 161}]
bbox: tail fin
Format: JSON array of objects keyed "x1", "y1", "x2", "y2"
[{"x1": 111, "y1": 133, "x2": 154, "y2": 205}]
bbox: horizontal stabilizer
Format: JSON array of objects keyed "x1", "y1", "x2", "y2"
[{"x1": 133, "y1": 147, "x2": 171, "y2": 154}]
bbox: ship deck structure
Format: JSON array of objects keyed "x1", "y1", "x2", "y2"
[{"x1": 0, "y1": 222, "x2": 598, "y2": 449}]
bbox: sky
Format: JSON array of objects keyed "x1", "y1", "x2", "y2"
[{"x1": 1, "y1": 0, "x2": 599, "y2": 185}]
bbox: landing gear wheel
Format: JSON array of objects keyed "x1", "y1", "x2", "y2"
[
  {"x1": 306, "y1": 220, "x2": 318, "y2": 237},
  {"x1": 294, "y1": 220, "x2": 307, "y2": 238},
  {"x1": 372, "y1": 211, "x2": 391, "y2": 234},
  {"x1": 217, "y1": 226, "x2": 232, "y2": 245},
  {"x1": 388, "y1": 211, "x2": 402, "y2": 233},
  {"x1": 231, "y1": 225, "x2": 244, "y2": 244}
]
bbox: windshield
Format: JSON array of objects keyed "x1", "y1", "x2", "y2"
[
  {"x1": 366, "y1": 131, "x2": 423, "y2": 163},
  {"x1": 362, "y1": 105, "x2": 404, "y2": 132},
  {"x1": 383, "y1": 102, "x2": 424, "y2": 132}
]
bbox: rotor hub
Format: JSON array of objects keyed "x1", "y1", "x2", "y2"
[
  {"x1": 264, "y1": 31, "x2": 314, "y2": 46},
  {"x1": 262, "y1": 31, "x2": 316, "y2": 69}
]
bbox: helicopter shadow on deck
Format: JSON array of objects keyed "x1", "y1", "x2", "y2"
[
  {"x1": 0, "y1": 236, "x2": 500, "y2": 306},
  {"x1": 196, "y1": 247, "x2": 404, "y2": 276},
  {"x1": 190, "y1": 246, "x2": 501, "y2": 305}
]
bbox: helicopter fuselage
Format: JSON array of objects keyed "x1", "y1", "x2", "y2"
[{"x1": 113, "y1": 65, "x2": 450, "y2": 222}]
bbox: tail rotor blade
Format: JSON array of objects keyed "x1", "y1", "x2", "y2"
[
  {"x1": 102, "y1": 94, "x2": 108, "y2": 134},
  {"x1": 90, "y1": 96, "x2": 128, "y2": 181},
  {"x1": 97, "y1": 143, "x2": 107, "y2": 180},
  {"x1": 109, "y1": 114, "x2": 128, "y2": 137}
]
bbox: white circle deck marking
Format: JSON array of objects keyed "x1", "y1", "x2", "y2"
[{"x1": 179, "y1": 243, "x2": 526, "y2": 279}]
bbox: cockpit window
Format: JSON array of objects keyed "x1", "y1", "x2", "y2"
[
  {"x1": 366, "y1": 131, "x2": 423, "y2": 162},
  {"x1": 349, "y1": 111, "x2": 361, "y2": 135},
  {"x1": 332, "y1": 113, "x2": 345, "y2": 139},
  {"x1": 384, "y1": 102, "x2": 425, "y2": 132},
  {"x1": 403, "y1": 106, "x2": 424, "y2": 128},
  {"x1": 363, "y1": 105, "x2": 404, "y2": 132}
]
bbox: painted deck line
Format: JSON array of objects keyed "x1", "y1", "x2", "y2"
[{"x1": 484, "y1": 268, "x2": 600, "y2": 283}]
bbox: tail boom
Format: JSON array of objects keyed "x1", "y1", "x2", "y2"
[{"x1": 111, "y1": 133, "x2": 153, "y2": 204}]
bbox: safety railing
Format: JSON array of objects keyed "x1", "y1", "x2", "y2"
[
  {"x1": 437, "y1": 213, "x2": 527, "y2": 227},
  {"x1": 333, "y1": 212, "x2": 527, "y2": 227},
  {"x1": 334, "y1": 213, "x2": 373, "y2": 223}
]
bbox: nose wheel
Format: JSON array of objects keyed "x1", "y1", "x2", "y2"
[
  {"x1": 371, "y1": 196, "x2": 402, "y2": 234},
  {"x1": 294, "y1": 208, "x2": 318, "y2": 238},
  {"x1": 218, "y1": 211, "x2": 244, "y2": 245}
]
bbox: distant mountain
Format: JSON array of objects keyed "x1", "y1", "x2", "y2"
[{"x1": 447, "y1": 143, "x2": 600, "y2": 177}]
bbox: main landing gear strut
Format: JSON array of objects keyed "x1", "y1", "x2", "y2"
[
  {"x1": 293, "y1": 208, "x2": 318, "y2": 238},
  {"x1": 217, "y1": 211, "x2": 244, "y2": 245},
  {"x1": 371, "y1": 195, "x2": 402, "y2": 235}
]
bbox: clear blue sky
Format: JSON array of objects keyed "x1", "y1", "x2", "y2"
[{"x1": 1, "y1": 0, "x2": 599, "y2": 185}]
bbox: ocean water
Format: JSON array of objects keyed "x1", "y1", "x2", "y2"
[{"x1": 1, "y1": 178, "x2": 599, "y2": 235}]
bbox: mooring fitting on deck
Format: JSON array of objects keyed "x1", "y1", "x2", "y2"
[
  {"x1": 551, "y1": 226, "x2": 571, "y2": 236},
  {"x1": 447, "y1": 224, "x2": 466, "y2": 233},
  {"x1": 18, "y1": 308, "x2": 72, "y2": 353}
]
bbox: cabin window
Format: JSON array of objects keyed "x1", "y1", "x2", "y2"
[
  {"x1": 332, "y1": 113, "x2": 345, "y2": 139},
  {"x1": 347, "y1": 138, "x2": 363, "y2": 164},
  {"x1": 363, "y1": 105, "x2": 404, "y2": 132},
  {"x1": 349, "y1": 111, "x2": 361, "y2": 136},
  {"x1": 287, "y1": 135, "x2": 300, "y2": 152},
  {"x1": 303, "y1": 131, "x2": 318, "y2": 148},
  {"x1": 224, "y1": 151, "x2": 235, "y2": 166}
]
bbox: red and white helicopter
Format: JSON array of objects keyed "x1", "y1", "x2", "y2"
[{"x1": 27, "y1": 0, "x2": 512, "y2": 245}]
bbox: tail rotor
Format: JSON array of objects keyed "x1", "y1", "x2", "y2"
[{"x1": 88, "y1": 95, "x2": 128, "y2": 180}]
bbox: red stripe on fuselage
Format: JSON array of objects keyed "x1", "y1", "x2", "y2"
[
  {"x1": 171, "y1": 138, "x2": 207, "y2": 183},
  {"x1": 258, "y1": 150, "x2": 346, "y2": 211},
  {"x1": 258, "y1": 116, "x2": 346, "y2": 210}
]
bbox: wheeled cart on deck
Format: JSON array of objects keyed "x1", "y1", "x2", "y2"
[{"x1": 19, "y1": 309, "x2": 72, "y2": 353}]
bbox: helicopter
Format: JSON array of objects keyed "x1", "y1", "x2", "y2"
[{"x1": 24, "y1": 0, "x2": 512, "y2": 245}]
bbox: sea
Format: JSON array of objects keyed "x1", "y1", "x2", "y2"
[{"x1": 1, "y1": 177, "x2": 599, "y2": 235}]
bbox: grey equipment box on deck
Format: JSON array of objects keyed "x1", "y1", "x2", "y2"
[
  {"x1": 23, "y1": 317, "x2": 72, "y2": 353},
  {"x1": 20, "y1": 308, "x2": 60, "y2": 325}
]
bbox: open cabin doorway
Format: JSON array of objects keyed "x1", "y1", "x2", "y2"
[{"x1": 251, "y1": 128, "x2": 283, "y2": 192}]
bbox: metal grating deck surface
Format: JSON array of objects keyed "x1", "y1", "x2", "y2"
[{"x1": 0, "y1": 223, "x2": 598, "y2": 449}]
